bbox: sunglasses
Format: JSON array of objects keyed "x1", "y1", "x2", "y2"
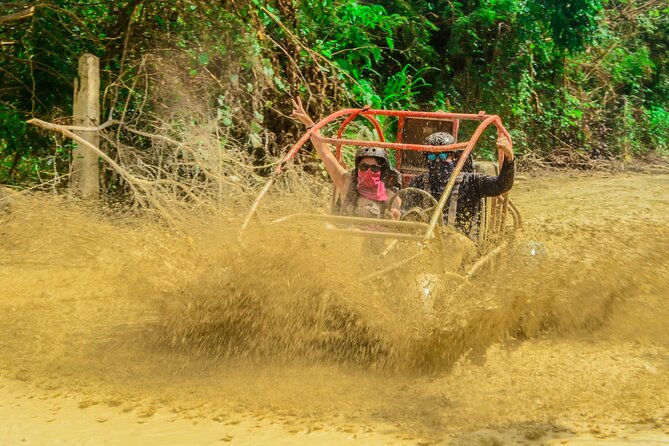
[
  {"x1": 426, "y1": 152, "x2": 452, "y2": 162},
  {"x1": 358, "y1": 163, "x2": 381, "y2": 173}
]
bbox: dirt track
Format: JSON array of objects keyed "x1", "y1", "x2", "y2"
[{"x1": 1, "y1": 172, "x2": 668, "y2": 445}]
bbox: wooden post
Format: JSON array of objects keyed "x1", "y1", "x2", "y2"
[{"x1": 72, "y1": 53, "x2": 100, "y2": 198}]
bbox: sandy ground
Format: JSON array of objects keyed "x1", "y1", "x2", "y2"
[{"x1": 1, "y1": 171, "x2": 668, "y2": 445}]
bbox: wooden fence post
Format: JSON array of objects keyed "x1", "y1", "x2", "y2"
[{"x1": 71, "y1": 53, "x2": 100, "y2": 198}]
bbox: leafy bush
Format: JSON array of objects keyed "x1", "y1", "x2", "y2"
[{"x1": 0, "y1": 0, "x2": 667, "y2": 188}]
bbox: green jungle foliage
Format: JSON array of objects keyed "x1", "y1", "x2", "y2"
[{"x1": 1, "y1": 0, "x2": 667, "y2": 185}]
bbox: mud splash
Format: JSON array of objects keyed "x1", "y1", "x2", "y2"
[{"x1": 1, "y1": 172, "x2": 668, "y2": 443}]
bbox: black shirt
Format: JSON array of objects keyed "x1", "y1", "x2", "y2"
[{"x1": 403, "y1": 159, "x2": 515, "y2": 235}]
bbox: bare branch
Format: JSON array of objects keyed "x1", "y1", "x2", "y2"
[{"x1": 0, "y1": 6, "x2": 35, "y2": 24}]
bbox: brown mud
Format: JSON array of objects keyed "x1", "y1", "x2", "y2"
[{"x1": 1, "y1": 172, "x2": 668, "y2": 445}]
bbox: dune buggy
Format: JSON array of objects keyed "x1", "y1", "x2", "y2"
[
  {"x1": 240, "y1": 107, "x2": 521, "y2": 294},
  {"x1": 224, "y1": 107, "x2": 526, "y2": 368}
]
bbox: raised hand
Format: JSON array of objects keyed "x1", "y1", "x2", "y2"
[
  {"x1": 290, "y1": 97, "x2": 315, "y2": 128},
  {"x1": 496, "y1": 135, "x2": 514, "y2": 161}
]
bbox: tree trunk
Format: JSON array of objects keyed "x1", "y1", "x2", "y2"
[{"x1": 71, "y1": 53, "x2": 100, "y2": 198}]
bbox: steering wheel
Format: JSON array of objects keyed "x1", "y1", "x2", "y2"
[{"x1": 387, "y1": 187, "x2": 439, "y2": 223}]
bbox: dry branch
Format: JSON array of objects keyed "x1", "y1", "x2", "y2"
[
  {"x1": 27, "y1": 117, "x2": 185, "y2": 226},
  {"x1": 0, "y1": 6, "x2": 35, "y2": 24},
  {"x1": 28, "y1": 119, "x2": 127, "y2": 179},
  {"x1": 26, "y1": 114, "x2": 263, "y2": 228}
]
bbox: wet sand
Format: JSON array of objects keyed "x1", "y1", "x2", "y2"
[{"x1": 1, "y1": 172, "x2": 668, "y2": 445}]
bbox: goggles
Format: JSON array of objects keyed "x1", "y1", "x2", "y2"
[
  {"x1": 358, "y1": 163, "x2": 382, "y2": 173},
  {"x1": 426, "y1": 152, "x2": 452, "y2": 162}
]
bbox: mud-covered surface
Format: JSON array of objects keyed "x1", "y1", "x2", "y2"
[{"x1": 1, "y1": 172, "x2": 668, "y2": 445}]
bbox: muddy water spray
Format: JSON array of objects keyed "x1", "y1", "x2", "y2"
[{"x1": 1, "y1": 173, "x2": 668, "y2": 437}]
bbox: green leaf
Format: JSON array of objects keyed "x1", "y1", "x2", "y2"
[
  {"x1": 249, "y1": 133, "x2": 262, "y2": 148},
  {"x1": 273, "y1": 76, "x2": 286, "y2": 91},
  {"x1": 250, "y1": 120, "x2": 262, "y2": 133},
  {"x1": 262, "y1": 64, "x2": 274, "y2": 77},
  {"x1": 198, "y1": 52, "x2": 210, "y2": 65}
]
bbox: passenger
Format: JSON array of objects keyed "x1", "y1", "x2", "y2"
[
  {"x1": 291, "y1": 98, "x2": 401, "y2": 220},
  {"x1": 403, "y1": 132, "x2": 515, "y2": 238}
]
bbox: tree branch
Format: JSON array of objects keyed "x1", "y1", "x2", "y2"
[{"x1": 0, "y1": 6, "x2": 35, "y2": 24}]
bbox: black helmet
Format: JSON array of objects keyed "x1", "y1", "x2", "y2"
[
  {"x1": 425, "y1": 132, "x2": 455, "y2": 146},
  {"x1": 426, "y1": 132, "x2": 459, "y2": 157},
  {"x1": 425, "y1": 132, "x2": 473, "y2": 172},
  {"x1": 355, "y1": 146, "x2": 389, "y2": 169}
]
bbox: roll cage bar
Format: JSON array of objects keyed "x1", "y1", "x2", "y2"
[{"x1": 240, "y1": 107, "x2": 514, "y2": 242}]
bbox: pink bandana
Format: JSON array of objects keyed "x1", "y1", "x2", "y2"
[{"x1": 356, "y1": 169, "x2": 388, "y2": 202}]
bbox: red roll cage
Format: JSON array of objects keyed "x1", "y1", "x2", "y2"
[{"x1": 240, "y1": 107, "x2": 516, "y2": 242}]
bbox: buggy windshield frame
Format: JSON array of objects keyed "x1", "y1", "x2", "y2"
[{"x1": 240, "y1": 108, "x2": 514, "y2": 242}]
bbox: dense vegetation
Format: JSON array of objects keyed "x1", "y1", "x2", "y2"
[{"x1": 1, "y1": 0, "x2": 667, "y2": 187}]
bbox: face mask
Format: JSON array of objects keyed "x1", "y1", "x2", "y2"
[
  {"x1": 357, "y1": 169, "x2": 387, "y2": 201},
  {"x1": 427, "y1": 159, "x2": 455, "y2": 195}
]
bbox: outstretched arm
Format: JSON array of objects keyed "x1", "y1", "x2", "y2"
[
  {"x1": 290, "y1": 98, "x2": 349, "y2": 190},
  {"x1": 475, "y1": 136, "x2": 515, "y2": 197}
]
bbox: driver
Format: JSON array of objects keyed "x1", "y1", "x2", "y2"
[
  {"x1": 403, "y1": 132, "x2": 515, "y2": 238},
  {"x1": 291, "y1": 98, "x2": 402, "y2": 220}
]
